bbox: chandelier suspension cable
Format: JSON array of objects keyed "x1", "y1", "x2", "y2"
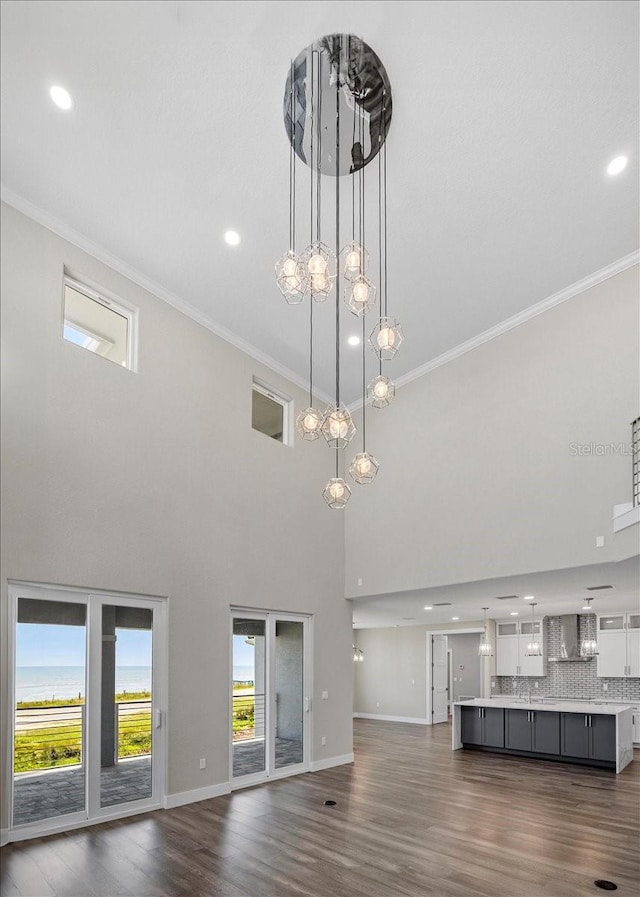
[
  {"x1": 383, "y1": 89, "x2": 388, "y2": 318},
  {"x1": 362, "y1": 305, "x2": 366, "y2": 450},
  {"x1": 289, "y1": 59, "x2": 295, "y2": 250},
  {"x1": 309, "y1": 51, "x2": 315, "y2": 252},
  {"x1": 377, "y1": 93, "x2": 383, "y2": 376},
  {"x1": 335, "y1": 60, "x2": 341, "y2": 412},
  {"x1": 316, "y1": 51, "x2": 322, "y2": 247},
  {"x1": 351, "y1": 52, "x2": 356, "y2": 243},
  {"x1": 360, "y1": 93, "x2": 367, "y2": 450}
]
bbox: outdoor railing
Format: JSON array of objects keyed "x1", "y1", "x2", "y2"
[
  {"x1": 14, "y1": 704, "x2": 84, "y2": 773},
  {"x1": 232, "y1": 693, "x2": 265, "y2": 742},
  {"x1": 14, "y1": 699, "x2": 152, "y2": 774},
  {"x1": 116, "y1": 700, "x2": 152, "y2": 760}
]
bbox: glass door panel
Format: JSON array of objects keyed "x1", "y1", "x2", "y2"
[
  {"x1": 99, "y1": 604, "x2": 153, "y2": 808},
  {"x1": 13, "y1": 597, "x2": 87, "y2": 826},
  {"x1": 232, "y1": 618, "x2": 266, "y2": 779},
  {"x1": 274, "y1": 620, "x2": 304, "y2": 770}
]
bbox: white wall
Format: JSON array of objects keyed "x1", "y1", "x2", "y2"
[
  {"x1": 0, "y1": 203, "x2": 353, "y2": 829},
  {"x1": 353, "y1": 621, "x2": 484, "y2": 720},
  {"x1": 346, "y1": 265, "x2": 639, "y2": 597}
]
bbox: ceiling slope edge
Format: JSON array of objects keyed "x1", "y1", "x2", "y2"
[
  {"x1": 0, "y1": 185, "x2": 333, "y2": 404},
  {"x1": 2, "y1": 186, "x2": 636, "y2": 411},
  {"x1": 349, "y1": 249, "x2": 640, "y2": 411}
]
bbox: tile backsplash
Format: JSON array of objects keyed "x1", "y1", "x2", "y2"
[{"x1": 492, "y1": 614, "x2": 640, "y2": 703}]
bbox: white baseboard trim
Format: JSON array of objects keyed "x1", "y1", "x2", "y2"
[
  {"x1": 309, "y1": 752, "x2": 354, "y2": 772},
  {"x1": 0, "y1": 828, "x2": 9, "y2": 847},
  {"x1": 164, "y1": 781, "x2": 231, "y2": 810},
  {"x1": 354, "y1": 712, "x2": 429, "y2": 725}
]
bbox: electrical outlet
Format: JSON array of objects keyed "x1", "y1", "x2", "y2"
[
  {"x1": 603, "y1": 683, "x2": 608, "y2": 692},
  {"x1": 321, "y1": 736, "x2": 326, "y2": 746},
  {"x1": 596, "y1": 535, "x2": 605, "y2": 548},
  {"x1": 376, "y1": 701, "x2": 380, "y2": 708},
  {"x1": 534, "y1": 682, "x2": 539, "y2": 689},
  {"x1": 199, "y1": 758, "x2": 206, "y2": 769},
  {"x1": 321, "y1": 690, "x2": 329, "y2": 700}
]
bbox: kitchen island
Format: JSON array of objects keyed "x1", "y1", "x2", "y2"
[{"x1": 452, "y1": 698, "x2": 634, "y2": 773}]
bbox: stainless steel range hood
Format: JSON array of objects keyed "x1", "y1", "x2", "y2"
[{"x1": 549, "y1": 614, "x2": 593, "y2": 662}]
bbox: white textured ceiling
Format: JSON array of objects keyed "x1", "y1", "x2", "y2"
[
  {"x1": 352, "y1": 556, "x2": 640, "y2": 628},
  {"x1": 1, "y1": 0, "x2": 638, "y2": 402}
]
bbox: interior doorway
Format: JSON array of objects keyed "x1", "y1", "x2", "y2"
[{"x1": 426, "y1": 627, "x2": 484, "y2": 724}]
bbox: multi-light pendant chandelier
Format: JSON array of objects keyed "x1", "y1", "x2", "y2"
[
  {"x1": 478, "y1": 607, "x2": 493, "y2": 657},
  {"x1": 275, "y1": 35, "x2": 403, "y2": 508},
  {"x1": 524, "y1": 602, "x2": 542, "y2": 657},
  {"x1": 580, "y1": 598, "x2": 599, "y2": 657}
]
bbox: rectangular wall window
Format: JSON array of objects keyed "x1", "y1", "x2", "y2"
[
  {"x1": 62, "y1": 275, "x2": 137, "y2": 370},
  {"x1": 251, "y1": 379, "x2": 291, "y2": 444}
]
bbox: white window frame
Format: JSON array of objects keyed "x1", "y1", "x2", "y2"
[
  {"x1": 251, "y1": 377, "x2": 293, "y2": 446},
  {"x1": 62, "y1": 271, "x2": 139, "y2": 372}
]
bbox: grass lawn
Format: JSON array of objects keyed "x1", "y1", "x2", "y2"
[{"x1": 14, "y1": 692, "x2": 152, "y2": 773}]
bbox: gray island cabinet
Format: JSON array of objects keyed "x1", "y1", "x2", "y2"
[{"x1": 453, "y1": 699, "x2": 634, "y2": 773}]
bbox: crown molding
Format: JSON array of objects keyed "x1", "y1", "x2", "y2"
[
  {"x1": 3, "y1": 186, "x2": 635, "y2": 413},
  {"x1": 349, "y1": 249, "x2": 639, "y2": 411},
  {"x1": 0, "y1": 186, "x2": 333, "y2": 405}
]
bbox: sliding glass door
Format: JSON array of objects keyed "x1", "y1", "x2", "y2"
[
  {"x1": 231, "y1": 611, "x2": 309, "y2": 786},
  {"x1": 12, "y1": 593, "x2": 88, "y2": 827},
  {"x1": 9, "y1": 584, "x2": 166, "y2": 834}
]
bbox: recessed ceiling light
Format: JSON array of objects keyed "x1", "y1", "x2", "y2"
[
  {"x1": 607, "y1": 155, "x2": 628, "y2": 176},
  {"x1": 423, "y1": 606, "x2": 433, "y2": 611},
  {"x1": 510, "y1": 611, "x2": 519, "y2": 616},
  {"x1": 50, "y1": 85, "x2": 73, "y2": 110},
  {"x1": 224, "y1": 230, "x2": 240, "y2": 246},
  {"x1": 451, "y1": 616, "x2": 459, "y2": 621},
  {"x1": 347, "y1": 335, "x2": 361, "y2": 347}
]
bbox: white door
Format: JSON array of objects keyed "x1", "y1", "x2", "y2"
[{"x1": 432, "y1": 635, "x2": 448, "y2": 724}]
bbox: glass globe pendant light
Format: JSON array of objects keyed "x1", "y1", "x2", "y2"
[
  {"x1": 323, "y1": 476, "x2": 351, "y2": 509},
  {"x1": 580, "y1": 598, "x2": 599, "y2": 656},
  {"x1": 349, "y1": 451, "x2": 379, "y2": 485},
  {"x1": 345, "y1": 274, "x2": 376, "y2": 316},
  {"x1": 341, "y1": 241, "x2": 369, "y2": 282},
  {"x1": 321, "y1": 404, "x2": 357, "y2": 449},
  {"x1": 296, "y1": 406, "x2": 324, "y2": 441},
  {"x1": 349, "y1": 315, "x2": 379, "y2": 485},
  {"x1": 525, "y1": 602, "x2": 542, "y2": 656},
  {"x1": 478, "y1": 607, "x2": 493, "y2": 657},
  {"x1": 303, "y1": 241, "x2": 335, "y2": 300},
  {"x1": 368, "y1": 374, "x2": 395, "y2": 408},
  {"x1": 369, "y1": 316, "x2": 404, "y2": 360}
]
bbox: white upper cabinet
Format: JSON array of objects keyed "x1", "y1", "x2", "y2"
[
  {"x1": 496, "y1": 619, "x2": 545, "y2": 677},
  {"x1": 597, "y1": 613, "x2": 640, "y2": 678}
]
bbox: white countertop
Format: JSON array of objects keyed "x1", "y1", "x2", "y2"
[{"x1": 454, "y1": 697, "x2": 633, "y2": 716}]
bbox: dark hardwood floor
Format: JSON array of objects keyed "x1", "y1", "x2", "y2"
[{"x1": 2, "y1": 719, "x2": 639, "y2": 897}]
